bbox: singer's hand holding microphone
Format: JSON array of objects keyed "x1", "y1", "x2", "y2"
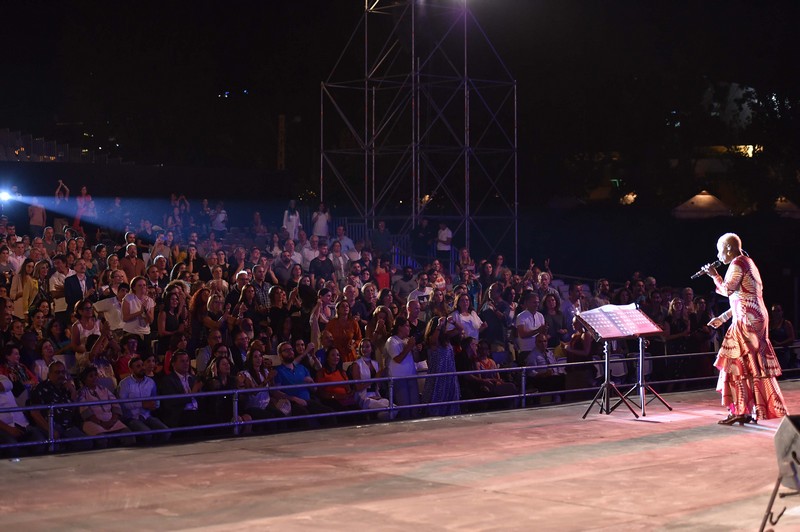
[{"x1": 690, "y1": 260, "x2": 722, "y2": 279}]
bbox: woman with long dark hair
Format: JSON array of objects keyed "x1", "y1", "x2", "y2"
[
  {"x1": 282, "y1": 200, "x2": 302, "y2": 241},
  {"x1": 10, "y1": 258, "x2": 37, "y2": 319},
  {"x1": 422, "y1": 316, "x2": 460, "y2": 416}
]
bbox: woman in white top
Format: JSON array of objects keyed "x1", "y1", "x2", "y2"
[
  {"x1": 282, "y1": 200, "x2": 302, "y2": 241},
  {"x1": 122, "y1": 276, "x2": 155, "y2": 338},
  {"x1": 69, "y1": 299, "x2": 101, "y2": 355},
  {"x1": 311, "y1": 203, "x2": 331, "y2": 242},
  {"x1": 447, "y1": 293, "x2": 487, "y2": 340}
]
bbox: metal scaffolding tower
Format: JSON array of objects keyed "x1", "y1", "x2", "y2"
[{"x1": 321, "y1": 0, "x2": 518, "y2": 268}]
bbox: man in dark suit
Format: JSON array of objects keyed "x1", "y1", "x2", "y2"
[
  {"x1": 156, "y1": 350, "x2": 204, "y2": 428},
  {"x1": 64, "y1": 258, "x2": 96, "y2": 322}
]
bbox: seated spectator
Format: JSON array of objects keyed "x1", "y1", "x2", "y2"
[
  {"x1": 201, "y1": 342, "x2": 237, "y2": 382},
  {"x1": 77, "y1": 366, "x2": 135, "y2": 448},
  {"x1": 314, "y1": 348, "x2": 357, "y2": 411},
  {"x1": 240, "y1": 346, "x2": 295, "y2": 423},
  {"x1": 0, "y1": 373, "x2": 46, "y2": 455},
  {"x1": 195, "y1": 329, "x2": 224, "y2": 376},
  {"x1": 203, "y1": 356, "x2": 252, "y2": 431},
  {"x1": 422, "y1": 316, "x2": 460, "y2": 416},
  {"x1": 274, "y1": 341, "x2": 334, "y2": 419},
  {"x1": 33, "y1": 339, "x2": 57, "y2": 382},
  {"x1": 349, "y1": 339, "x2": 394, "y2": 419},
  {"x1": 157, "y1": 350, "x2": 204, "y2": 428},
  {"x1": 6, "y1": 318, "x2": 26, "y2": 349},
  {"x1": 115, "y1": 334, "x2": 142, "y2": 382},
  {"x1": 524, "y1": 334, "x2": 566, "y2": 402},
  {"x1": 162, "y1": 332, "x2": 189, "y2": 376},
  {"x1": 0, "y1": 344, "x2": 38, "y2": 407},
  {"x1": 473, "y1": 339, "x2": 518, "y2": 408},
  {"x1": 68, "y1": 299, "x2": 101, "y2": 356},
  {"x1": 117, "y1": 354, "x2": 170, "y2": 443},
  {"x1": 29, "y1": 361, "x2": 92, "y2": 451},
  {"x1": 78, "y1": 332, "x2": 120, "y2": 392}
]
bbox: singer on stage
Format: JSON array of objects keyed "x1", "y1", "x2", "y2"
[{"x1": 701, "y1": 233, "x2": 788, "y2": 425}]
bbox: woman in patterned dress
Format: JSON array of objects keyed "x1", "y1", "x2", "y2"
[
  {"x1": 422, "y1": 316, "x2": 460, "y2": 416},
  {"x1": 703, "y1": 233, "x2": 788, "y2": 425}
]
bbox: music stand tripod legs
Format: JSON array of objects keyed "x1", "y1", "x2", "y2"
[
  {"x1": 582, "y1": 341, "x2": 639, "y2": 419},
  {"x1": 616, "y1": 337, "x2": 672, "y2": 416}
]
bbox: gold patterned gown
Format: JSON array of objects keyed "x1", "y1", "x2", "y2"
[{"x1": 713, "y1": 255, "x2": 788, "y2": 419}]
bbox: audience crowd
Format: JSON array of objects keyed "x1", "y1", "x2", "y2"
[{"x1": 0, "y1": 182, "x2": 796, "y2": 454}]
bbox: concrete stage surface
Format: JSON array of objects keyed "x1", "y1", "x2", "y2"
[{"x1": 5, "y1": 382, "x2": 800, "y2": 532}]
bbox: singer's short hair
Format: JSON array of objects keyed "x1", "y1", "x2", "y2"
[{"x1": 718, "y1": 233, "x2": 742, "y2": 252}]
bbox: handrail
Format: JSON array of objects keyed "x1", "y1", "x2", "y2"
[{"x1": 3, "y1": 347, "x2": 797, "y2": 453}]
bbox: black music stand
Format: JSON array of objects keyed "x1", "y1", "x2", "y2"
[
  {"x1": 616, "y1": 337, "x2": 672, "y2": 416},
  {"x1": 577, "y1": 304, "x2": 663, "y2": 420}
]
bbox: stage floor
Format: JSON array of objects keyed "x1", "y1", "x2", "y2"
[{"x1": 5, "y1": 381, "x2": 800, "y2": 531}]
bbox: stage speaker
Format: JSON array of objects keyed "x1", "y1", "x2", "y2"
[{"x1": 774, "y1": 415, "x2": 800, "y2": 490}]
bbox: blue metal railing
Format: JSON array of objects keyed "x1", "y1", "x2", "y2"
[
  {"x1": 0, "y1": 352, "x2": 764, "y2": 451},
  {"x1": 3, "y1": 345, "x2": 798, "y2": 454}
]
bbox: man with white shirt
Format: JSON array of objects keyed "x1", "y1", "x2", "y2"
[
  {"x1": 515, "y1": 291, "x2": 546, "y2": 362},
  {"x1": 384, "y1": 317, "x2": 419, "y2": 419},
  {"x1": 8, "y1": 240, "x2": 26, "y2": 273},
  {"x1": 407, "y1": 273, "x2": 433, "y2": 316},
  {"x1": 93, "y1": 282, "x2": 129, "y2": 339},
  {"x1": 301, "y1": 235, "x2": 320, "y2": 271},
  {"x1": 436, "y1": 221, "x2": 452, "y2": 271}
]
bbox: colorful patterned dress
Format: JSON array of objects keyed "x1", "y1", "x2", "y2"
[{"x1": 712, "y1": 255, "x2": 788, "y2": 419}]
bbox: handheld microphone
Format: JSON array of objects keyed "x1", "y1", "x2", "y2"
[{"x1": 690, "y1": 261, "x2": 722, "y2": 280}]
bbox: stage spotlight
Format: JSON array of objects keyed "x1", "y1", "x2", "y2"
[{"x1": 0, "y1": 191, "x2": 10, "y2": 202}]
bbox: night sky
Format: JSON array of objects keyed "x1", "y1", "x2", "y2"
[
  {"x1": 3, "y1": 1, "x2": 798, "y2": 176},
  {"x1": 1, "y1": 1, "x2": 799, "y2": 293}
]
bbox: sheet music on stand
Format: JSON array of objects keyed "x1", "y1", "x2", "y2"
[
  {"x1": 577, "y1": 304, "x2": 668, "y2": 419},
  {"x1": 576, "y1": 303, "x2": 662, "y2": 341}
]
